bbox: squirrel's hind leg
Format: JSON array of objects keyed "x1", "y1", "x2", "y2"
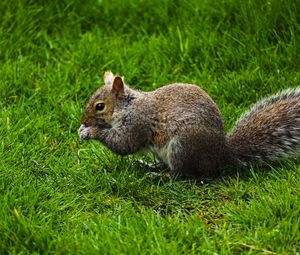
[{"x1": 168, "y1": 135, "x2": 225, "y2": 178}]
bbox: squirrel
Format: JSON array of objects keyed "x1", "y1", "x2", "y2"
[{"x1": 78, "y1": 71, "x2": 300, "y2": 178}]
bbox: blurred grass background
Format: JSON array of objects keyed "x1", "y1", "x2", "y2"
[{"x1": 0, "y1": 0, "x2": 300, "y2": 254}]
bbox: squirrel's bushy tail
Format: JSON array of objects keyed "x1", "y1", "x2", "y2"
[{"x1": 226, "y1": 87, "x2": 300, "y2": 166}]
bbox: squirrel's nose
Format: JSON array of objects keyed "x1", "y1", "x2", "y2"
[{"x1": 81, "y1": 116, "x2": 91, "y2": 127}]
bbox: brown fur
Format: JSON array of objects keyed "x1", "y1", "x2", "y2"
[{"x1": 79, "y1": 71, "x2": 300, "y2": 178}]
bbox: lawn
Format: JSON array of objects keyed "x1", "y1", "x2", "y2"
[{"x1": 1, "y1": 0, "x2": 300, "y2": 254}]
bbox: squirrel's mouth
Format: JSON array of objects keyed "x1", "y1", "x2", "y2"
[{"x1": 78, "y1": 121, "x2": 112, "y2": 141}]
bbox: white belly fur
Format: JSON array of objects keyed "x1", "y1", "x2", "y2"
[{"x1": 149, "y1": 137, "x2": 181, "y2": 170}]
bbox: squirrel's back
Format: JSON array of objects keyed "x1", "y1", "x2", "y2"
[
  {"x1": 148, "y1": 83, "x2": 229, "y2": 177},
  {"x1": 151, "y1": 84, "x2": 224, "y2": 144},
  {"x1": 227, "y1": 87, "x2": 300, "y2": 166}
]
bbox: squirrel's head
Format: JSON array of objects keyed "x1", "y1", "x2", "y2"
[{"x1": 81, "y1": 71, "x2": 130, "y2": 129}]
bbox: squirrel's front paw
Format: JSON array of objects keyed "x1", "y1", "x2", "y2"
[{"x1": 78, "y1": 124, "x2": 95, "y2": 140}]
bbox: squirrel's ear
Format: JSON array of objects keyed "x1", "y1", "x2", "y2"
[
  {"x1": 112, "y1": 76, "x2": 124, "y2": 97},
  {"x1": 104, "y1": 71, "x2": 114, "y2": 85}
]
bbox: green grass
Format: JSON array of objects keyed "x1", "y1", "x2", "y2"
[{"x1": 1, "y1": 0, "x2": 300, "y2": 254}]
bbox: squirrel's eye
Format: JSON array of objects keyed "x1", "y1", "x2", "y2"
[{"x1": 95, "y1": 102, "x2": 105, "y2": 111}]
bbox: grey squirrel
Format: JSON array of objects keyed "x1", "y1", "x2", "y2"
[{"x1": 78, "y1": 71, "x2": 300, "y2": 178}]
